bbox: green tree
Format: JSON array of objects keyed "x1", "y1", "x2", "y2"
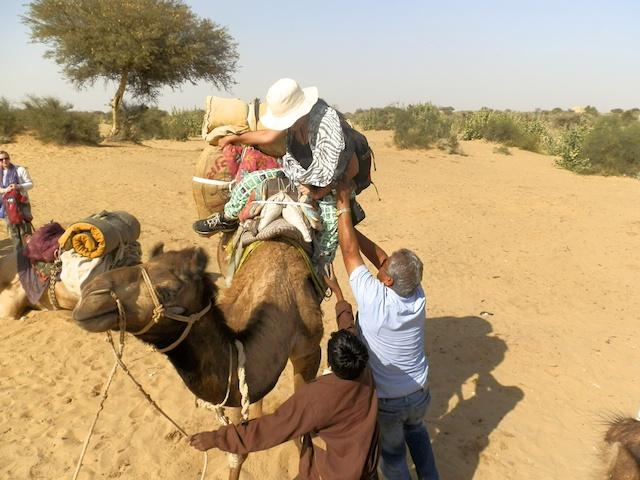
[{"x1": 23, "y1": 0, "x2": 238, "y2": 137}]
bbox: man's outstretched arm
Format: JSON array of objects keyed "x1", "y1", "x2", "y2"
[
  {"x1": 336, "y1": 183, "x2": 364, "y2": 276},
  {"x1": 355, "y1": 229, "x2": 388, "y2": 271},
  {"x1": 189, "y1": 390, "x2": 319, "y2": 454}
]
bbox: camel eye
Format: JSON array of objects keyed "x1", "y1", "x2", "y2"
[{"x1": 154, "y1": 280, "x2": 182, "y2": 303}]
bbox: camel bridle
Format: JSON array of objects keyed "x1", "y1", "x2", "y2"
[
  {"x1": 86, "y1": 266, "x2": 212, "y2": 353},
  {"x1": 73, "y1": 266, "x2": 251, "y2": 480},
  {"x1": 135, "y1": 267, "x2": 212, "y2": 353}
]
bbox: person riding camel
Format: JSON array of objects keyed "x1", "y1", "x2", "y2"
[{"x1": 192, "y1": 78, "x2": 368, "y2": 270}]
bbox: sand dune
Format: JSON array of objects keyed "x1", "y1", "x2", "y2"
[{"x1": 1, "y1": 131, "x2": 639, "y2": 479}]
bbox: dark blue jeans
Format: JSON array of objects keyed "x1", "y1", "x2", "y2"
[{"x1": 377, "y1": 388, "x2": 439, "y2": 480}]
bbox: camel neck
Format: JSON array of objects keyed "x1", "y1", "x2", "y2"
[{"x1": 161, "y1": 307, "x2": 237, "y2": 405}]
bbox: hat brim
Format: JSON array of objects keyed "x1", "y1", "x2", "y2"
[{"x1": 260, "y1": 86, "x2": 319, "y2": 131}]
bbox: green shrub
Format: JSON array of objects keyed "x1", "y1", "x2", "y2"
[
  {"x1": 555, "y1": 125, "x2": 591, "y2": 173},
  {"x1": 164, "y1": 108, "x2": 204, "y2": 140},
  {"x1": 22, "y1": 95, "x2": 100, "y2": 145},
  {"x1": 393, "y1": 103, "x2": 452, "y2": 149},
  {"x1": 461, "y1": 110, "x2": 544, "y2": 152},
  {"x1": 0, "y1": 98, "x2": 22, "y2": 143},
  {"x1": 579, "y1": 116, "x2": 640, "y2": 176},
  {"x1": 348, "y1": 106, "x2": 402, "y2": 130},
  {"x1": 461, "y1": 109, "x2": 491, "y2": 140},
  {"x1": 445, "y1": 133, "x2": 464, "y2": 155},
  {"x1": 136, "y1": 106, "x2": 169, "y2": 139},
  {"x1": 117, "y1": 104, "x2": 168, "y2": 141}
]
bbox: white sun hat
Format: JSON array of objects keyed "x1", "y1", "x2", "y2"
[{"x1": 260, "y1": 78, "x2": 319, "y2": 131}]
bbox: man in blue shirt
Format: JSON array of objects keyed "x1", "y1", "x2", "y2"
[{"x1": 335, "y1": 181, "x2": 439, "y2": 480}]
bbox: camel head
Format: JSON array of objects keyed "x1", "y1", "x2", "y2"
[
  {"x1": 603, "y1": 416, "x2": 640, "y2": 480},
  {"x1": 73, "y1": 244, "x2": 215, "y2": 342}
]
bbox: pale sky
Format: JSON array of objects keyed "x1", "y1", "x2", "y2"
[{"x1": 1, "y1": 0, "x2": 639, "y2": 113}]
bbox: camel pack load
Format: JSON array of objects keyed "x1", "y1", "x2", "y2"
[{"x1": 14, "y1": 210, "x2": 142, "y2": 308}]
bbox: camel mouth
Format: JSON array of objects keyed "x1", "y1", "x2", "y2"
[
  {"x1": 74, "y1": 310, "x2": 119, "y2": 332},
  {"x1": 73, "y1": 294, "x2": 119, "y2": 332}
]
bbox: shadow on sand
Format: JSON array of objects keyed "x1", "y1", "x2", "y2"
[{"x1": 423, "y1": 315, "x2": 524, "y2": 479}]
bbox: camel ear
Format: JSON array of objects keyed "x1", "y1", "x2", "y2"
[
  {"x1": 189, "y1": 247, "x2": 209, "y2": 276},
  {"x1": 150, "y1": 243, "x2": 164, "y2": 258}
]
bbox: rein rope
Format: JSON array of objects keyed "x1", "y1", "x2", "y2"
[
  {"x1": 47, "y1": 259, "x2": 62, "y2": 310},
  {"x1": 73, "y1": 267, "x2": 251, "y2": 479}
]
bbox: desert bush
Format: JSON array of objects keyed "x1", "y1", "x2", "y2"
[
  {"x1": 493, "y1": 145, "x2": 511, "y2": 155},
  {"x1": 461, "y1": 109, "x2": 492, "y2": 140},
  {"x1": 555, "y1": 125, "x2": 591, "y2": 173},
  {"x1": 436, "y1": 133, "x2": 465, "y2": 155},
  {"x1": 116, "y1": 105, "x2": 204, "y2": 141},
  {"x1": 545, "y1": 110, "x2": 584, "y2": 130},
  {"x1": 393, "y1": 103, "x2": 453, "y2": 149},
  {"x1": 0, "y1": 98, "x2": 23, "y2": 143},
  {"x1": 462, "y1": 110, "x2": 543, "y2": 152},
  {"x1": 165, "y1": 108, "x2": 204, "y2": 141},
  {"x1": 116, "y1": 104, "x2": 172, "y2": 141},
  {"x1": 22, "y1": 95, "x2": 100, "y2": 145},
  {"x1": 579, "y1": 116, "x2": 640, "y2": 176},
  {"x1": 349, "y1": 106, "x2": 402, "y2": 130}
]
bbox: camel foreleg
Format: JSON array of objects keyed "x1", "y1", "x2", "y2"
[{"x1": 290, "y1": 343, "x2": 321, "y2": 392}]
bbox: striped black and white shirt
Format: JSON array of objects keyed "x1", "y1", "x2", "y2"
[{"x1": 282, "y1": 100, "x2": 352, "y2": 188}]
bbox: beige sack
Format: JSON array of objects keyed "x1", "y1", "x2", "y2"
[
  {"x1": 192, "y1": 145, "x2": 233, "y2": 218},
  {"x1": 202, "y1": 96, "x2": 287, "y2": 158},
  {"x1": 202, "y1": 96, "x2": 249, "y2": 137}
]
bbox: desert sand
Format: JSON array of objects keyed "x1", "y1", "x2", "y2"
[{"x1": 1, "y1": 131, "x2": 639, "y2": 479}]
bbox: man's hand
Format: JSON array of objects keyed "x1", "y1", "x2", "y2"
[
  {"x1": 218, "y1": 135, "x2": 239, "y2": 148},
  {"x1": 298, "y1": 184, "x2": 313, "y2": 197},
  {"x1": 323, "y1": 266, "x2": 344, "y2": 301},
  {"x1": 189, "y1": 432, "x2": 217, "y2": 451}
]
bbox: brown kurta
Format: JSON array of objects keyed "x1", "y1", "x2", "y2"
[{"x1": 208, "y1": 300, "x2": 379, "y2": 479}]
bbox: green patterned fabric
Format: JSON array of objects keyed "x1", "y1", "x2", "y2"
[
  {"x1": 314, "y1": 194, "x2": 338, "y2": 268},
  {"x1": 223, "y1": 169, "x2": 284, "y2": 219},
  {"x1": 223, "y1": 171, "x2": 346, "y2": 272}
]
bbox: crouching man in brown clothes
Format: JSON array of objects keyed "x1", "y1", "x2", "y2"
[{"x1": 189, "y1": 274, "x2": 379, "y2": 480}]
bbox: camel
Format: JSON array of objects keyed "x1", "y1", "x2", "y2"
[
  {"x1": 603, "y1": 416, "x2": 640, "y2": 480},
  {"x1": 72, "y1": 241, "x2": 323, "y2": 480},
  {"x1": 0, "y1": 239, "x2": 78, "y2": 319}
]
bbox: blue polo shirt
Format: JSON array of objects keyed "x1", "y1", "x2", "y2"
[{"x1": 349, "y1": 265, "x2": 428, "y2": 399}]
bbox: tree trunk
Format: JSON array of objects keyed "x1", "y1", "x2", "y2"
[{"x1": 109, "y1": 72, "x2": 129, "y2": 137}]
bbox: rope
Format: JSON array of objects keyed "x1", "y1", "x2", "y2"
[
  {"x1": 250, "y1": 199, "x2": 317, "y2": 208},
  {"x1": 130, "y1": 267, "x2": 211, "y2": 352},
  {"x1": 47, "y1": 260, "x2": 62, "y2": 310},
  {"x1": 235, "y1": 340, "x2": 250, "y2": 421},
  {"x1": 72, "y1": 293, "x2": 126, "y2": 480},
  {"x1": 73, "y1": 270, "x2": 251, "y2": 478},
  {"x1": 71, "y1": 360, "x2": 118, "y2": 480},
  {"x1": 197, "y1": 339, "x2": 250, "y2": 472},
  {"x1": 72, "y1": 292, "x2": 210, "y2": 480}
]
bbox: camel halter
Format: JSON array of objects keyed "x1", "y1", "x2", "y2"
[
  {"x1": 73, "y1": 267, "x2": 251, "y2": 479},
  {"x1": 133, "y1": 267, "x2": 212, "y2": 353}
]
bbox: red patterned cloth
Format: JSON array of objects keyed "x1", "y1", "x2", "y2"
[{"x1": 222, "y1": 145, "x2": 281, "y2": 183}]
